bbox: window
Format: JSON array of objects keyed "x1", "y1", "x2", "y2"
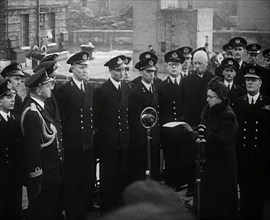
[
  {"x1": 20, "y1": 14, "x2": 29, "y2": 46},
  {"x1": 161, "y1": 0, "x2": 179, "y2": 9},
  {"x1": 47, "y1": 13, "x2": 55, "y2": 43}
]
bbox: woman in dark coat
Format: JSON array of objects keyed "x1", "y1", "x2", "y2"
[{"x1": 195, "y1": 77, "x2": 239, "y2": 220}]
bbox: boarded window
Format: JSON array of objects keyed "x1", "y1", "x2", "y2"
[{"x1": 20, "y1": 14, "x2": 29, "y2": 46}]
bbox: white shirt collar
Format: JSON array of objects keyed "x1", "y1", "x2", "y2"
[
  {"x1": 0, "y1": 110, "x2": 10, "y2": 122},
  {"x1": 224, "y1": 81, "x2": 233, "y2": 89},
  {"x1": 247, "y1": 93, "x2": 260, "y2": 104},
  {"x1": 141, "y1": 80, "x2": 152, "y2": 91},
  {"x1": 72, "y1": 77, "x2": 84, "y2": 90},
  {"x1": 239, "y1": 60, "x2": 243, "y2": 68},
  {"x1": 169, "y1": 75, "x2": 181, "y2": 85},
  {"x1": 110, "y1": 77, "x2": 121, "y2": 90},
  {"x1": 31, "y1": 96, "x2": 45, "y2": 109},
  {"x1": 181, "y1": 70, "x2": 188, "y2": 77}
]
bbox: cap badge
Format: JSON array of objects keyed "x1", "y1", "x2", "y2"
[
  {"x1": 149, "y1": 60, "x2": 154, "y2": 66},
  {"x1": 17, "y1": 64, "x2": 22, "y2": 70},
  {"x1": 235, "y1": 39, "x2": 240, "y2": 44},
  {"x1": 145, "y1": 54, "x2": 151, "y2": 59},
  {"x1": 172, "y1": 52, "x2": 178, "y2": 58},
  {"x1": 228, "y1": 60, "x2": 233, "y2": 65},
  {"x1": 252, "y1": 45, "x2": 257, "y2": 50},
  {"x1": 184, "y1": 48, "x2": 189, "y2": 53},
  {"x1": 124, "y1": 58, "x2": 128, "y2": 64},
  {"x1": 7, "y1": 82, "x2": 12, "y2": 90},
  {"x1": 82, "y1": 54, "x2": 87, "y2": 60},
  {"x1": 117, "y1": 58, "x2": 123, "y2": 64},
  {"x1": 249, "y1": 68, "x2": 255, "y2": 74}
]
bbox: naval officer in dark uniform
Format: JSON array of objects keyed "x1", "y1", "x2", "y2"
[
  {"x1": 33, "y1": 60, "x2": 61, "y2": 123},
  {"x1": 176, "y1": 46, "x2": 193, "y2": 77},
  {"x1": 55, "y1": 52, "x2": 96, "y2": 220},
  {"x1": 128, "y1": 57, "x2": 161, "y2": 182},
  {"x1": 158, "y1": 50, "x2": 186, "y2": 189},
  {"x1": 229, "y1": 37, "x2": 248, "y2": 87},
  {"x1": 94, "y1": 55, "x2": 131, "y2": 214},
  {"x1": 0, "y1": 79, "x2": 22, "y2": 220},
  {"x1": 0, "y1": 62, "x2": 25, "y2": 117},
  {"x1": 232, "y1": 65, "x2": 270, "y2": 220},
  {"x1": 132, "y1": 52, "x2": 162, "y2": 86},
  {"x1": 220, "y1": 58, "x2": 245, "y2": 105},
  {"x1": 21, "y1": 68, "x2": 64, "y2": 220}
]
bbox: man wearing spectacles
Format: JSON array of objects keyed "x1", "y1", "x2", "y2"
[
  {"x1": 94, "y1": 55, "x2": 131, "y2": 214},
  {"x1": 128, "y1": 57, "x2": 161, "y2": 183},
  {"x1": 158, "y1": 50, "x2": 186, "y2": 190}
]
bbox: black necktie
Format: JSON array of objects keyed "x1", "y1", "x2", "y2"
[
  {"x1": 251, "y1": 98, "x2": 254, "y2": 105},
  {"x1": 7, "y1": 114, "x2": 11, "y2": 122},
  {"x1": 118, "y1": 84, "x2": 122, "y2": 97},
  {"x1": 227, "y1": 84, "x2": 230, "y2": 91},
  {"x1": 149, "y1": 86, "x2": 152, "y2": 93},
  {"x1": 80, "y1": 83, "x2": 84, "y2": 92},
  {"x1": 174, "y1": 78, "x2": 177, "y2": 85}
]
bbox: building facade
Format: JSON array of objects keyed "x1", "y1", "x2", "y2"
[
  {"x1": 0, "y1": 0, "x2": 68, "y2": 63},
  {"x1": 133, "y1": 0, "x2": 213, "y2": 72}
]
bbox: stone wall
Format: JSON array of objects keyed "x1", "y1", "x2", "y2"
[{"x1": 0, "y1": 0, "x2": 68, "y2": 61}]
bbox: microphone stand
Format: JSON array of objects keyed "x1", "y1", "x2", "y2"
[
  {"x1": 146, "y1": 126, "x2": 152, "y2": 181},
  {"x1": 140, "y1": 107, "x2": 158, "y2": 181},
  {"x1": 194, "y1": 125, "x2": 206, "y2": 220}
]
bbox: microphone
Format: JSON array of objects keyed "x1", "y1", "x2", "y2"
[{"x1": 196, "y1": 124, "x2": 206, "y2": 143}]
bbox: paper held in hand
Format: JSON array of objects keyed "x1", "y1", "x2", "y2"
[{"x1": 162, "y1": 121, "x2": 193, "y2": 132}]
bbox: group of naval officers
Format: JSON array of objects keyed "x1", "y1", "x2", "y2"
[{"x1": 0, "y1": 36, "x2": 270, "y2": 220}]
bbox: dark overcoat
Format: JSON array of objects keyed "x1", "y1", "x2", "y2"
[
  {"x1": 93, "y1": 79, "x2": 131, "y2": 213},
  {"x1": 234, "y1": 61, "x2": 247, "y2": 87},
  {"x1": 199, "y1": 102, "x2": 239, "y2": 220},
  {"x1": 228, "y1": 83, "x2": 245, "y2": 105},
  {"x1": 232, "y1": 94, "x2": 270, "y2": 220},
  {"x1": 55, "y1": 79, "x2": 95, "y2": 218},
  {"x1": 158, "y1": 76, "x2": 187, "y2": 187},
  {"x1": 21, "y1": 97, "x2": 63, "y2": 220},
  {"x1": 0, "y1": 113, "x2": 22, "y2": 220},
  {"x1": 179, "y1": 70, "x2": 214, "y2": 127},
  {"x1": 128, "y1": 82, "x2": 161, "y2": 182}
]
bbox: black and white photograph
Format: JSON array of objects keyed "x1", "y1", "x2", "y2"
[{"x1": 0, "y1": 0, "x2": 270, "y2": 219}]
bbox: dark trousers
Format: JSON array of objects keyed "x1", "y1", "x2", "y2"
[
  {"x1": 26, "y1": 168, "x2": 63, "y2": 220},
  {"x1": 99, "y1": 148, "x2": 128, "y2": 214},
  {"x1": 64, "y1": 149, "x2": 95, "y2": 220},
  {"x1": 0, "y1": 169, "x2": 22, "y2": 220},
  {"x1": 239, "y1": 180, "x2": 266, "y2": 220}
]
